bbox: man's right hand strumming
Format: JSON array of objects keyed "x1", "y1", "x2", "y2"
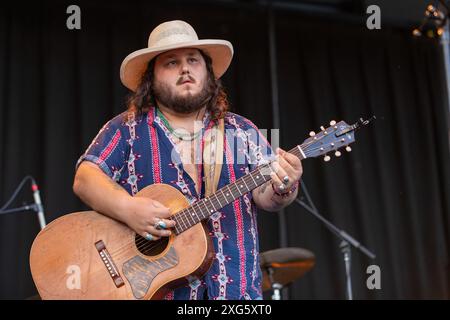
[
  {"x1": 73, "y1": 161, "x2": 175, "y2": 241},
  {"x1": 122, "y1": 197, "x2": 175, "y2": 241}
]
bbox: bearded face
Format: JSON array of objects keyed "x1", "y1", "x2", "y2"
[{"x1": 152, "y1": 48, "x2": 214, "y2": 114}]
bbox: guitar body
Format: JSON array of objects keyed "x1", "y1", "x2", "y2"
[{"x1": 30, "y1": 184, "x2": 215, "y2": 300}]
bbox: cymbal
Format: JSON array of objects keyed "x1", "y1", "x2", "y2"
[{"x1": 260, "y1": 247, "x2": 315, "y2": 292}]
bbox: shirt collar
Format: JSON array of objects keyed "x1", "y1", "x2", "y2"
[{"x1": 148, "y1": 105, "x2": 215, "y2": 130}]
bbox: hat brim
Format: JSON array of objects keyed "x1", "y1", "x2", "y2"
[{"x1": 120, "y1": 39, "x2": 233, "y2": 92}]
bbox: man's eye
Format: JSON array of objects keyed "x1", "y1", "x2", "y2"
[
  {"x1": 189, "y1": 58, "x2": 198, "y2": 63},
  {"x1": 167, "y1": 61, "x2": 177, "y2": 66}
]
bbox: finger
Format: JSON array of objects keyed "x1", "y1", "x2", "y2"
[
  {"x1": 270, "y1": 172, "x2": 287, "y2": 193},
  {"x1": 152, "y1": 210, "x2": 171, "y2": 220},
  {"x1": 149, "y1": 226, "x2": 172, "y2": 237},
  {"x1": 151, "y1": 206, "x2": 172, "y2": 219},
  {"x1": 270, "y1": 171, "x2": 282, "y2": 186},
  {"x1": 277, "y1": 147, "x2": 302, "y2": 169},
  {"x1": 277, "y1": 148, "x2": 303, "y2": 180},
  {"x1": 150, "y1": 199, "x2": 171, "y2": 212},
  {"x1": 271, "y1": 161, "x2": 289, "y2": 185},
  {"x1": 276, "y1": 155, "x2": 296, "y2": 179},
  {"x1": 153, "y1": 217, "x2": 176, "y2": 229},
  {"x1": 142, "y1": 231, "x2": 160, "y2": 241}
]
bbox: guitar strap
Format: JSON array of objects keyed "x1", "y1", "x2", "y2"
[{"x1": 203, "y1": 118, "x2": 225, "y2": 197}]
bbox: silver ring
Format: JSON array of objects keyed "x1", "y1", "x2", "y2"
[
  {"x1": 144, "y1": 232, "x2": 154, "y2": 241},
  {"x1": 155, "y1": 219, "x2": 167, "y2": 230},
  {"x1": 278, "y1": 184, "x2": 286, "y2": 191},
  {"x1": 283, "y1": 175, "x2": 290, "y2": 184}
]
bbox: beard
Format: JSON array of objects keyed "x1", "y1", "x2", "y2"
[{"x1": 153, "y1": 77, "x2": 213, "y2": 114}]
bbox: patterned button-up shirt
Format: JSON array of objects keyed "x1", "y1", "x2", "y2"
[{"x1": 77, "y1": 106, "x2": 273, "y2": 300}]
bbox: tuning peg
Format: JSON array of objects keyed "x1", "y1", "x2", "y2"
[
  {"x1": 335, "y1": 150, "x2": 341, "y2": 157},
  {"x1": 345, "y1": 146, "x2": 352, "y2": 152},
  {"x1": 320, "y1": 126, "x2": 326, "y2": 131},
  {"x1": 309, "y1": 131, "x2": 316, "y2": 137},
  {"x1": 330, "y1": 120, "x2": 336, "y2": 126},
  {"x1": 324, "y1": 155, "x2": 331, "y2": 162}
]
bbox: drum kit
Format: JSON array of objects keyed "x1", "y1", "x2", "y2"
[{"x1": 260, "y1": 247, "x2": 315, "y2": 300}]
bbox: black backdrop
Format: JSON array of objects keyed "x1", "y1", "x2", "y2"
[{"x1": 1, "y1": 1, "x2": 449, "y2": 299}]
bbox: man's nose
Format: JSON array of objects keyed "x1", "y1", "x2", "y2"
[{"x1": 180, "y1": 60, "x2": 190, "y2": 74}]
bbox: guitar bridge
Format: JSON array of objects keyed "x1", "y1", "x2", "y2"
[{"x1": 95, "y1": 240, "x2": 125, "y2": 288}]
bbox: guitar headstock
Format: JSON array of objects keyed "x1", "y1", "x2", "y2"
[{"x1": 298, "y1": 117, "x2": 375, "y2": 161}]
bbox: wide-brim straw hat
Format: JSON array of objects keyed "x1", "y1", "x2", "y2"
[{"x1": 120, "y1": 20, "x2": 234, "y2": 92}]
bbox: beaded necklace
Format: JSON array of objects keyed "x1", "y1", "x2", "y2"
[{"x1": 156, "y1": 108, "x2": 202, "y2": 141}]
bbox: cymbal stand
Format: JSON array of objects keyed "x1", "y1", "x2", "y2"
[{"x1": 266, "y1": 266, "x2": 283, "y2": 300}]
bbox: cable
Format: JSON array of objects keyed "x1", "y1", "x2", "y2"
[{"x1": 0, "y1": 175, "x2": 35, "y2": 212}]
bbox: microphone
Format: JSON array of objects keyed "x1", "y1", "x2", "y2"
[{"x1": 31, "y1": 179, "x2": 46, "y2": 230}]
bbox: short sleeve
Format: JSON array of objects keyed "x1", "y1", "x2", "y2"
[{"x1": 76, "y1": 114, "x2": 129, "y2": 180}]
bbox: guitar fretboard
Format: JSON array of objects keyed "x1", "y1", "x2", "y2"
[{"x1": 172, "y1": 145, "x2": 305, "y2": 234}]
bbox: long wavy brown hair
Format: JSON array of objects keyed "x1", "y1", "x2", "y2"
[{"x1": 126, "y1": 50, "x2": 229, "y2": 121}]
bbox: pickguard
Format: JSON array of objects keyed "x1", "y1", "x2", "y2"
[{"x1": 122, "y1": 246, "x2": 178, "y2": 299}]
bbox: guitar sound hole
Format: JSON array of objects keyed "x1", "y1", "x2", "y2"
[{"x1": 135, "y1": 234, "x2": 169, "y2": 256}]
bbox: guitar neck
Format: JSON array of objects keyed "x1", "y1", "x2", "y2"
[
  {"x1": 171, "y1": 117, "x2": 368, "y2": 234},
  {"x1": 172, "y1": 145, "x2": 305, "y2": 234}
]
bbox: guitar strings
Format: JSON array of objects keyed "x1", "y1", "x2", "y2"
[
  {"x1": 110, "y1": 199, "x2": 210, "y2": 256},
  {"x1": 111, "y1": 203, "x2": 202, "y2": 256},
  {"x1": 112, "y1": 180, "x2": 265, "y2": 257},
  {"x1": 112, "y1": 160, "x2": 331, "y2": 258},
  {"x1": 111, "y1": 225, "x2": 176, "y2": 256},
  {"x1": 111, "y1": 162, "x2": 283, "y2": 256},
  {"x1": 111, "y1": 163, "x2": 274, "y2": 256},
  {"x1": 110, "y1": 141, "x2": 338, "y2": 258},
  {"x1": 111, "y1": 172, "x2": 263, "y2": 257}
]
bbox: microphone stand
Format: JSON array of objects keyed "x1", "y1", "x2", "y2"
[
  {"x1": 0, "y1": 204, "x2": 39, "y2": 215},
  {"x1": 0, "y1": 176, "x2": 46, "y2": 230},
  {"x1": 294, "y1": 180, "x2": 376, "y2": 300},
  {"x1": 0, "y1": 203, "x2": 46, "y2": 231}
]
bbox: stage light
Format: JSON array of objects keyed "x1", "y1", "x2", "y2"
[
  {"x1": 412, "y1": 28, "x2": 422, "y2": 37},
  {"x1": 412, "y1": 3, "x2": 448, "y2": 38}
]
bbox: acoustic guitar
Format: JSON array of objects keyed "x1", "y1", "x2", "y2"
[{"x1": 30, "y1": 118, "x2": 372, "y2": 299}]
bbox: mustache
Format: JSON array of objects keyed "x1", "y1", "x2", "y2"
[{"x1": 176, "y1": 75, "x2": 196, "y2": 85}]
